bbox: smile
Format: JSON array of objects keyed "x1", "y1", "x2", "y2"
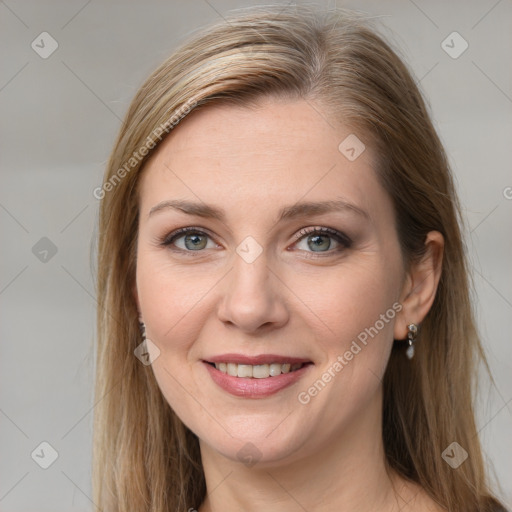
[
  {"x1": 203, "y1": 355, "x2": 313, "y2": 398},
  {"x1": 210, "y1": 362, "x2": 305, "y2": 378}
]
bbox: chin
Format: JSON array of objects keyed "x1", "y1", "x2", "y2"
[{"x1": 198, "y1": 418, "x2": 313, "y2": 468}]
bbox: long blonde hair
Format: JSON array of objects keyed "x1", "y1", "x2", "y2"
[{"x1": 93, "y1": 6, "x2": 506, "y2": 511}]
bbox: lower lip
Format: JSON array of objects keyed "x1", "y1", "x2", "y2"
[{"x1": 203, "y1": 362, "x2": 312, "y2": 398}]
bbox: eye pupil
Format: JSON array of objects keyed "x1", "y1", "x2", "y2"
[
  {"x1": 307, "y1": 234, "x2": 331, "y2": 252},
  {"x1": 184, "y1": 233, "x2": 207, "y2": 250}
]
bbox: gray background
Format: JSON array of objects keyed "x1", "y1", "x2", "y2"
[{"x1": 0, "y1": 0, "x2": 510, "y2": 510}]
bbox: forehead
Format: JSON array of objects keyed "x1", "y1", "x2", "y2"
[
  {"x1": 138, "y1": 97, "x2": 387, "y2": 223},
  {"x1": 150, "y1": 97, "x2": 370, "y2": 166}
]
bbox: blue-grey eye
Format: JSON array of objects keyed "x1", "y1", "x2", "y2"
[
  {"x1": 166, "y1": 230, "x2": 217, "y2": 251},
  {"x1": 306, "y1": 234, "x2": 332, "y2": 252},
  {"x1": 294, "y1": 227, "x2": 350, "y2": 254},
  {"x1": 183, "y1": 233, "x2": 208, "y2": 250}
]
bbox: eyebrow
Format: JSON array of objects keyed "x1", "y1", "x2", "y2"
[{"x1": 148, "y1": 198, "x2": 370, "y2": 222}]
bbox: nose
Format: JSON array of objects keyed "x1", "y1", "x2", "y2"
[{"x1": 216, "y1": 251, "x2": 289, "y2": 334}]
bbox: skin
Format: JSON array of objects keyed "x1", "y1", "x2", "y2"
[{"x1": 134, "y1": 97, "x2": 444, "y2": 512}]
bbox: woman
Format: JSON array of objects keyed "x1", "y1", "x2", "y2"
[{"x1": 93, "y1": 6, "x2": 507, "y2": 511}]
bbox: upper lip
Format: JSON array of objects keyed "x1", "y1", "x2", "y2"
[{"x1": 205, "y1": 353, "x2": 312, "y2": 365}]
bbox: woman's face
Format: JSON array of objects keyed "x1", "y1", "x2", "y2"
[{"x1": 135, "y1": 97, "x2": 406, "y2": 466}]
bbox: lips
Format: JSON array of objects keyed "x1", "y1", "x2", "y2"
[{"x1": 203, "y1": 354, "x2": 313, "y2": 398}]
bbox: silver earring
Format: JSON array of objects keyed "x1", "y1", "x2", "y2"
[
  {"x1": 139, "y1": 321, "x2": 146, "y2": 342},
  {"x1": 406, "y1": 323, "x2": 418, "y2": 359}
]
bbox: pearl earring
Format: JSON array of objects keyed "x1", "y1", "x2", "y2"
[{"x1": 406, "y1": 323, "x2": 418, "y2": 359}]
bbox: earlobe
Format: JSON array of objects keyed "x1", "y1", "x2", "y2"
[{"x1": 394, "y1": 231, "x2": 444, "y2": 340}]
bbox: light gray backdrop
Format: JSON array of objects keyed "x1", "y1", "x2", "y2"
[{"x1": 1, "y1": 1, "x2": 511, "y2": 510}]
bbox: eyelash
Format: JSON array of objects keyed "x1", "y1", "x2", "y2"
[
  {"x1": 160, "y1": 226, "x2": 352, "y2": 257},
  {"x1": 294, "y1": 227, "x2": 352, "y2": 253}
]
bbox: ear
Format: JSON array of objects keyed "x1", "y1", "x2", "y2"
[{"x1": 394, "y1": 231, "x2": 444, "y2": 340}]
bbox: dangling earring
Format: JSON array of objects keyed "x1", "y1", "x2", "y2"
[
  {"x1": 139, "y1": 321, "x2": 146, "y2": 342},
  {"x1": 406, "y1": 323, "x2": 418, "y2": 359}
]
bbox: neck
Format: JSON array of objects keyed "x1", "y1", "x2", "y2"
[{"x1": 198, "y1": 389, "x2": 408, "y2": 512}]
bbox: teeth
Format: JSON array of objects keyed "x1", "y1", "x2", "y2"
[
  {"x1": 214, "y1": 362, "x2": 304, "y2": 378},
  {"x1": 269, "y1": 363, "x2": 282, "y2": 376},
  {"x1": 252, "y1": 364, "x2": 270, "y2": 379},
  {"x1": 237, "y1": 364, "x2": 253, "y2": 378}
]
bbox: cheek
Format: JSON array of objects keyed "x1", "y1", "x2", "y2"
[
  {"x1": 288, "y1": 257, "x2": 401, "y2": 351},
  {"x1": 135, "y1": 251, "x2": 216, "y2": 428},
  {"x1": 291, "y1": 255, "x2": 402, "y2": 419},
  {"x1": 290, "y1": 265, "x2": 401, "y2": 428},
  {"x1": 135, "y1": 249, "x2": 219, "y2": 353},
  {"x1": 287, "y1": 259, "x2": 401, "y2": 418}
]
